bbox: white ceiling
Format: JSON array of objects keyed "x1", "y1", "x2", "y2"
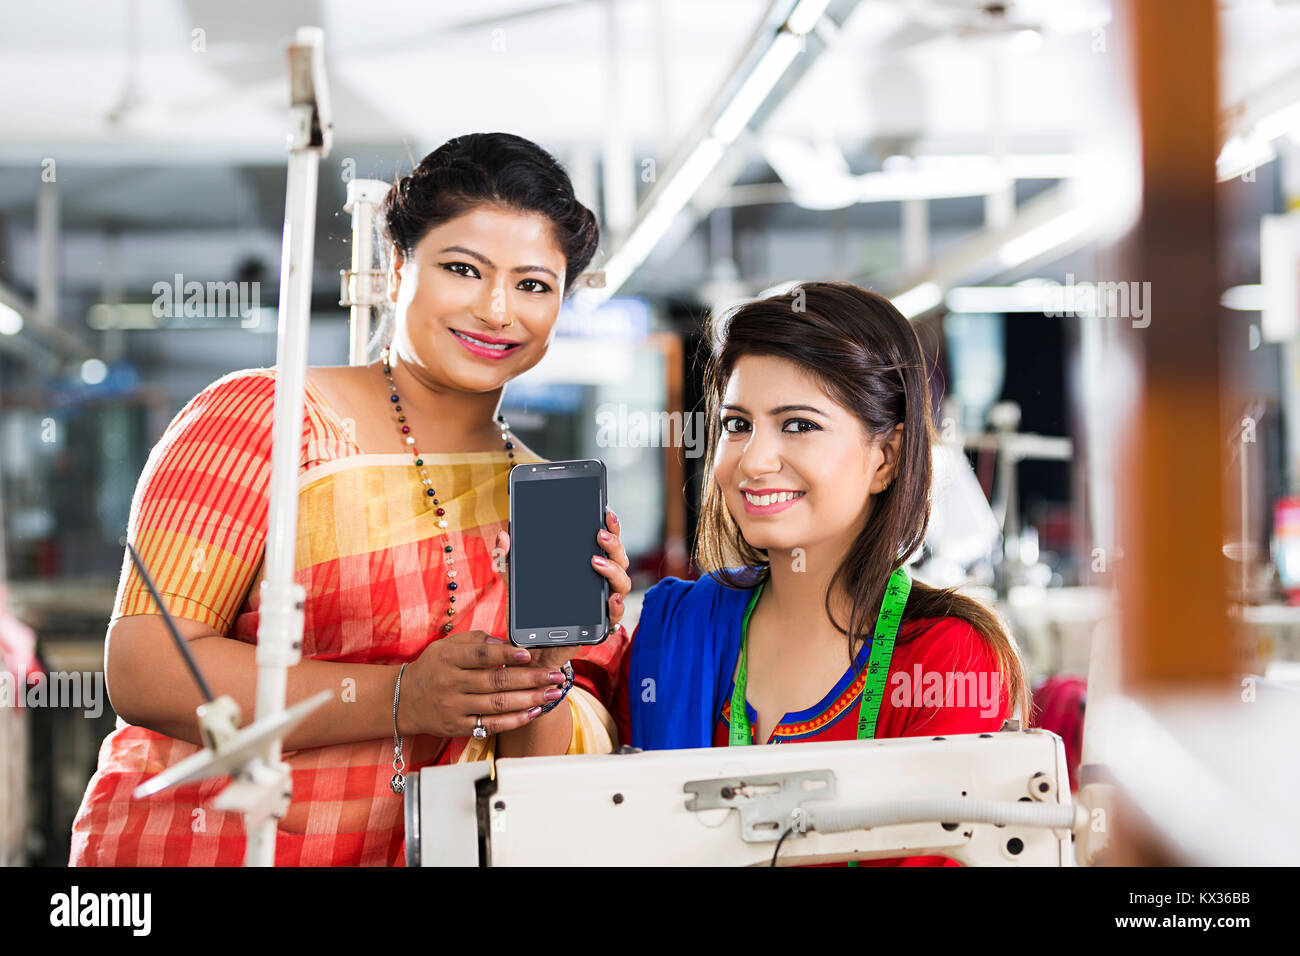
[
  {"x1": 1, "y1": 0, "x2": 1298, "y2": 320},
  {"x1": 0, "y1": 0, "x2": 1294, "y2": 164},
  {"x1": 0, "y1": 1, "x2": 1101, "y2": 158}
]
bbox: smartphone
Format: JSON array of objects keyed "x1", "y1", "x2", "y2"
[{"x1": 508, "y1": 458, "x2": 610, "y2": 648}]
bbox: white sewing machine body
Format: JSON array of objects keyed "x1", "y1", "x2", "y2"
[{"x1": 405, "y1": 726, "x2": 1077, "y2": 866}]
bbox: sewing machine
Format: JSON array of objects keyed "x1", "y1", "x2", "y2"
[{"x1": 405, "y1": 724, "x2": 1081, "y2": 866}]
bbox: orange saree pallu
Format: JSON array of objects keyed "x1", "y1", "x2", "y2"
[{"x1": 69, "y1": 369, "x2": 624, "y2": 866}]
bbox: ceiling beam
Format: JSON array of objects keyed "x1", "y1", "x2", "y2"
[{"x1": 579, "y1": 0, "x2": 862, "y2": 306}]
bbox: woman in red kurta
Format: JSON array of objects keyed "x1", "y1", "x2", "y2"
[
  {"x1": 613, "y1": 280, "x2": 1030, "y2": 866},
  {"x1": 612, "y1": 607, "x2": 1011, "y2": 866}
]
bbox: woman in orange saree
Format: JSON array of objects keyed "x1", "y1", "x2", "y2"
[{"x1": 69, "y1": 132, "x2": 630, "y2": 866}]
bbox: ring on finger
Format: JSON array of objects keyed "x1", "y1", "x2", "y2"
[{"x1": 472, "y1": 714, "x2": 487, "y2": 739}]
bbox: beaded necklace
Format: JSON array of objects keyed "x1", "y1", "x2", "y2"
[{"x1": 381, "y1": 345, "x2": 515, "y2": 634}]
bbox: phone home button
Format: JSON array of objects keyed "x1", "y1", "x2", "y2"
[{"x1": 548, "y1": 630, "x2": 568, "y2": 639}]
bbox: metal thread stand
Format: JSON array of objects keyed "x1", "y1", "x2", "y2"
[
  {"x1": 244, "y1": 25, "x2": 332, "y2": 867},
  {"x1": 341, "y1": 179, "x2": 389, "y2": 366}
]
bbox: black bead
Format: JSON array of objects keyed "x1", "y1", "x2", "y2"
[
  {"x1": 504, "y1": 441, "x2": 514, "y2": 450},
  {"x1": 444, "y1": 545, "x2": 453, "y2": 553},
  {"x1": 426, "y1": 489, "x2": 435, "y2": 497},
  {"x1": 448, "y1": 581, "x2": 458, "y2": 590},
  {"x1": 389, "y1": 394, "x2": 399, "y2": 403}
]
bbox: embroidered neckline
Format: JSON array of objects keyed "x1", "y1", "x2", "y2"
[{"x1": 724, "y1": 593, "x2": 875, "y2": 742}]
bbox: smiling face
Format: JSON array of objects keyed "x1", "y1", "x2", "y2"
[
  {"x1": 713, "y1": 354, "x2": 901, "y2": 557},
  {"x1": 387, "y1": 203, "x2": 567, "y2": 392}
]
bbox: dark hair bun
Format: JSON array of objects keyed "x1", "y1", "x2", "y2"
[{"x1": 381, "y1": 132, "x2": 599, "y2": 295}]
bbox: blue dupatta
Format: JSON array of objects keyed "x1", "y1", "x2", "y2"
[{"x1": 627, "y1": 568, "x2": 763, "y2": 750}]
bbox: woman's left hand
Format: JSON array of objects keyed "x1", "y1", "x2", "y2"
[{"x1": 493, "y1": 507, "x2": 631, "y2": 669}]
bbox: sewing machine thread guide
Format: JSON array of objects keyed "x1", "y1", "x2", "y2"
[{"x1": 683, "y1": 770, "x2": 837, "y2": 842}]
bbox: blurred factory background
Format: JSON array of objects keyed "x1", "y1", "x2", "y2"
[{"x1": 2, "y1": 0, "x2": 1299, "y2": 867}]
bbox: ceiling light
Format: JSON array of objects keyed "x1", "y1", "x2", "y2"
[
  {"x1": 893, "y1": 282, "x2": 943, "y2": 319},
  {"x1": 1220, "y1": 284, "x2": 1264, "y2": 312},
  {"x1": 786, "y1": 0, "x2": 833, "y2": 36},
  {"x1": 80, "y1": 359, "x2": 108, "y2": 385},
  {"x1": 711, "y1": 32, "x2": 801, "y2": 144},
  {"x1": 997, "y1": 207, "x2": 1094, "y2": 268},
  {"x1": 0, "y1": 302, "x2": 22, "y2": 336}
]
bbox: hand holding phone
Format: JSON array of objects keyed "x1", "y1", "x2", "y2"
[
  {"x1": 494, "y1": 508, "x2": 630, "y2": 662},
  {"x1": 397, "y1": 630, "x2": 568, "y2": 737},
  {"x1": 508, "y1": 459, "x2": 615, "y2": 648}
]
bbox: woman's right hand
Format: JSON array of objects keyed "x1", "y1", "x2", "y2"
[{"x1": 396, "y1": 630, "x2": 568, "y2": 738}]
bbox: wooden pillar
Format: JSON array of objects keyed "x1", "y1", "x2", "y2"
[
  {"x1": 1117, "y1": 0, "x2": 1235, "y2": 689},
  {"x1": 652, "y1": 332, "x2": 690, "y2": 580}
]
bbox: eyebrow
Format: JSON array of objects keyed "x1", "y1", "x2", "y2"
[
  {"x1": 720, "y1": 403, "x2": 828, "y2": 416},
  {"x1": 439, "y1": 245, "x2": 559, "y2": 281}
]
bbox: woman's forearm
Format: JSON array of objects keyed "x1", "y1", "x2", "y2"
[{"x1": 107, "y1": 618, "x2": 399, "y2": 751}]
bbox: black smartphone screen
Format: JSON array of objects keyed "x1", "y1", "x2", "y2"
[{"x1": 511, "y1": 474, "x2": 605, "y2": 630}]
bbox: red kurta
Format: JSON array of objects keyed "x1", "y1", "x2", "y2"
[{"x1": 613, "y1": 613, "x2": 1012, "y2": 866}]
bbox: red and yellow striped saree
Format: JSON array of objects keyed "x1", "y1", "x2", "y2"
[{"x1": 69, "y1": 368, "x2": 624, "y2": 866}]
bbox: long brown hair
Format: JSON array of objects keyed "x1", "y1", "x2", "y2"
[{"x1": 693, "y1": 280, "x2": 1031, "y2": 727}]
